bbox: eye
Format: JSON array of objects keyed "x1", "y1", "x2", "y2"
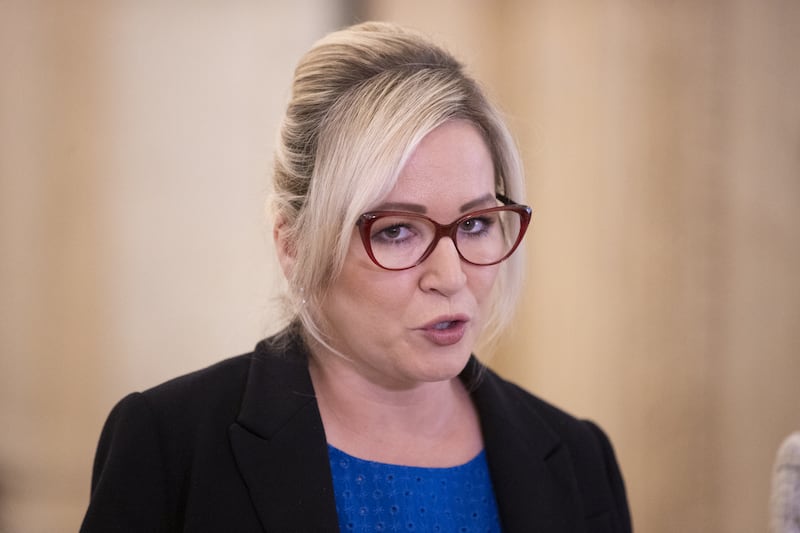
[
  {"x1": 371, "y1": 222, "x2": 421, "y2": 245},
  {"x1": 376, "y1": 224, "x2": 411, "y2": 241},
  {"x1": 458, "y1": 216, "x2": 493, "y2": 235}
]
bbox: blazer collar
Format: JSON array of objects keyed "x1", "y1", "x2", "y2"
[
  {"x1": 463, "y1": 358, "x2": 586, "y2": 533},
  {"x1": 230, "y1": 332, "x2": 584, "y2": 533},
  {"x1": 228, "y1": 332, "x2": 339, "y2": 532}
]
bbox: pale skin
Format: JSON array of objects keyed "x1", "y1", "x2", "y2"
[{"x1": 275, "y1": 120, "x2": 500, "y2": 467}]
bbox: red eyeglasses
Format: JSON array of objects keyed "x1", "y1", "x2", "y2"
[{"x1": 356, "y1": 194, "x2": 532, "y2": 271}]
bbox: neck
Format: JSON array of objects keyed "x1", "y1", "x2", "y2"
[{"x1": 308, "y1": 350, "x2": 483, "y2": 467}]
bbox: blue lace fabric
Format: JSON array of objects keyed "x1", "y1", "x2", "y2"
[{"x1": 327, "y1": 445, "x2": 502, "y2": 533}]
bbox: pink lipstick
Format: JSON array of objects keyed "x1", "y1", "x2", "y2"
[{"x1": 418, "y1": 316, "x2": 469, "y2": 346}]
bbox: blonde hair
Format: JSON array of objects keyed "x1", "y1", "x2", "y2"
[{"x1": 271, "y1": 21, "x2": 526, "y2": 355}]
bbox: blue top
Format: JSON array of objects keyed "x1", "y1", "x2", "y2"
[{"x1": 328, "y1": 445, "x2": 503, "y2": 533}]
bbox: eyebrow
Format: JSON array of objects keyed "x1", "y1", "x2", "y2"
[
  {"x1": 373, "y1": 193, "x2": 496, "y2": 215},
  {"x1": 459, "y1": 193, "x2": 496, "y2": 213}
]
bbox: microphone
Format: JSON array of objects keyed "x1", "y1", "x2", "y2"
[{"x1": 771, "y1": 431, "x2": 800, "y2": 533}]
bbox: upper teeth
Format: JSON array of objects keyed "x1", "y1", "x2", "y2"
[{"x1": 434, "y1": 322, "x2": 451, "y2": 330}]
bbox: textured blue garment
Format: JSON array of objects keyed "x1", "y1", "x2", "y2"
[{"x1": 328, "y1": 445, "x2": 502, "y2": 533}]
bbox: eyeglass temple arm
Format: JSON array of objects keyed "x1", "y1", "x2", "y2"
[{"x1": 496, "y1": 193, "x2": 518, "y2": 206}]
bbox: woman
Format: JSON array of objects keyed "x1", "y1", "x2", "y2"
[{"x1": 82, "y1": 21, "x2": 631, "y2": 532}]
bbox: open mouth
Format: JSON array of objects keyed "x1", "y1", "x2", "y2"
[
  {"x1": 420, "y1": 317, "x2": 469, "y2": 346},
  {"x1": 422, "y1": 315, "x2": 469, "y2": 332},
  {"x1": 431, "y1": 321, "x2": 459, "y2": 330}
]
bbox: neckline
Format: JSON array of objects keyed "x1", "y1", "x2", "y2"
[{"x1": 327, "y1": 443, "x2": 486, "y2": 471}]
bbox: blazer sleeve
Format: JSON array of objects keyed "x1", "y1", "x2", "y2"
[
  {"x1": 585, "y1": 420, "x2": 633, "y2": 533},
  {"x1": 81, "y1": 392, "x2": 170, "y2": 532}
]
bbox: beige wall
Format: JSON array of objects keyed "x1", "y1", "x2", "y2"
[
  {"x1": 364, "y1": 1, "x2": 800, "y2": 532},
  {"x1": 0, "y1": 2, "x2": 341, "y2": 531},
  {"x1": 1, "y1": 1, "x2": 799, "y2": 532}
]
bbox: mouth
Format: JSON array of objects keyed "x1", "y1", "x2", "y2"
[
  {"x1": 418, "y1": 315, "x2": 470, "y2": 346},
  {"x1": 421, "y1": 314, "x2": 469, "y2": 329}
]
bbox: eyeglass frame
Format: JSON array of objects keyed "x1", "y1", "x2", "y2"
[{"x1": 356, "y1": 193, "x2": 532, "y2": 271}]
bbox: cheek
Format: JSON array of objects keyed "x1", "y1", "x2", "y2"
[
  {"x1": 468, "y1": 265, "x2": 500, "y2": 303},
  {"x1": 329, "y1": 262, "x2": 418, "y2": 322},
  {"x1": 357, "y1": 273, "x2": 419, "y2": 312}
]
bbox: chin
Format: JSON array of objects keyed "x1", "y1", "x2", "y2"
[{"x1": 412, "y1": 345, "x2": 473, "y2": 383}]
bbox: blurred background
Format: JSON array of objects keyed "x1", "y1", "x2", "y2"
[{"x1": 1, "y1": 1, "x2": 798, "y2": 531}]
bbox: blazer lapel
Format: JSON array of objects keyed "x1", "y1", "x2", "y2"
[
  {"x1": 227, "y1": 341, "x2": 586, "y2": 532},
  {"x1": 464, "y1": 359, "x2": 586, "y2": 533},
  {"x1": 228, "y1": 335, "x2": 339, "y2": 532}
]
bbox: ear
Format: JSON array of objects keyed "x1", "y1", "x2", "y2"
[{"x1": 273, "y1": 215, "x2": 296, "y2": 279}]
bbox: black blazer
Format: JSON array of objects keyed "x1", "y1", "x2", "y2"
[{"x1": 81, "y1": 331, "x2": 632, "y2": 532}]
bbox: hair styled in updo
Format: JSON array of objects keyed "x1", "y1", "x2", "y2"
[{"x1": 271, "y1": 21, "x2": 526, "y2": 354}]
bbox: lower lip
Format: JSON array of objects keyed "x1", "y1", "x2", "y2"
[{"x1": 419, "y1": 321, "x2": 467, "y2": 346}]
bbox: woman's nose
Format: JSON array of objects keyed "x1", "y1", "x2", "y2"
[{"x1": 418, "y1": 237, "x2": 467, "y2": 295}]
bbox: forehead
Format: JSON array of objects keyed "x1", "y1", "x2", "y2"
[{"x1": 380, "y1": 120, "x2": 495, "y2": 214}]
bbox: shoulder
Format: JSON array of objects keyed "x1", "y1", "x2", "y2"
[
  {"x1": 477, "y1": 364, "x2": 617, "y2": 471},
  {"x1": 139, "y1": 351, "x2": 253, "y2": 417},
  {"x1": 466, "y1": 361, "x2": 589, "y2": 437},
  {"x1": 94, "y1": 351, "x2": 256, "y2": 473},
  {"x1": 135, "y1": 330, "x2": 306, "y2": 417},
  {"x1": 103, "y1": 331, "x2": 307, "y2": 445},
  {"x1": 83, "y1": 334, "x2": 306, "y2": 530},
  {"x1": 469, "y1": 363, "x2": 632, "y2": 531}
]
